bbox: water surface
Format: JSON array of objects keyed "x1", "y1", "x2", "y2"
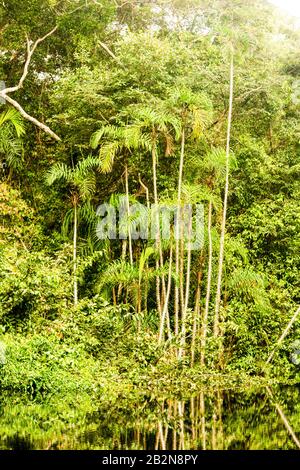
[{"x1": 0, "y1": 386, "x2": 299, "y2": 450}]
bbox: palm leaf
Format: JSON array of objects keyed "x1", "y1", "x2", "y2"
[
  {"x1": 0, "y1": 127, "x2": 23, "y2": 168},
  {"x1": 139, "y1": 246, "x2": 155, "y2": 283},
  {"x1": 0, "y1": 108, "x2": 25, "y2": 137},
  {"x1": 97, "y1": 260, "x2": 139, "y2": 290},
  {"x1": 45, "y1": 162, "x2": 71, "y2": 186},
  {"x1": 99, "y1": 141, "x2": 120, "y2": 173},
  {"x1": 75, "y1": 173, "x2": 96, "y2": 200}
]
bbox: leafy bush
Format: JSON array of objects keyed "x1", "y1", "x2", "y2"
[{"x1": 0, "y1": 248, "x2": 72, "y2": 329}]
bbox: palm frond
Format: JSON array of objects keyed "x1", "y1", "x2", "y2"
[
  {"x1": 0, "y1": 127, "x2": 23, "y2": 168},
  {"x1": 99, "y1": 141, "x2": 120, "y2": 173},
  {"x1": 74, "y1": 156, "x2": 100, "y2": 175},
  {"x1": 62, "y1": 208, "x2": 74, "y2": 238},
  {"x1": 225, "y1": 235, "x2": 249, "y2": 264},
  {"x1": 90, "y1": 128, "x2": 106, "y2": 149},
  {"x1": 97, "y1": 260, "x2": 139, "y2": 291},
  {"x1": 79, "y1": 200, "x2": 97, "y2": 225},
  {"x1": 228, "y1": 266, "x2": 270, "y2": 311},
  {"x1": 45, "y1": 162, "x2": 71, "y2": 186},
  {"x1": 139, "y1": 246, "x2": 155, "y2": 282},
  {"x1": 90, "y1": 125, "x2": 123, "y2": 149},
  {"x1": 0, "y1": 108, "x2": 25, "y2": 137},
  {"x1": 75, "y1": 172, "x2": 96, "y2": 200},
  {"x1": 201, "y1": 148, "x2": 236, "y2": 178}
]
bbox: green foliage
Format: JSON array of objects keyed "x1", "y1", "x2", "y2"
[
  {"x1": 0, "y1": 333, "x2": 95, "y2": 394},
  {"x1": 0, "y1": 108, "x2": 25, "y2": 170},
  {"x1": 46, "y1": 156, "x2": 100, "y2": 200},
  {"x1": 1, "y1": 0, "x2": 300, "y2": 449},
  {"x1": 0, "y1": 248, "x2": 71, "y2": 329}
]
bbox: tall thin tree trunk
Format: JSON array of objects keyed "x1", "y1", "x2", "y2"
[
  {"x1": 139, "y1": 176, "x2": 150, "y2": 314},
  {"x1": 201, "y1": 200, "x2": 213, "y2": 365},
  {"x1": 266, "y1": 386, "x2": 300, "y2": 449},
  {"x1": 191, "y1": 257, "x2": 204, "y2": 366},
  {"x1": 152, "y1": 140, "x2": 167, "y2": 321},
  {"x1": 158, "y1": 422, "x2": 166, "y2": 450},
  {"x1": 117, "y1": 240, "x2": 127, "y2": 300},
  {"x1": 179, "y1": 227, "x2": 185, "y2": 313},
  {"x1": 216, "y1": 391, "x2": 224, "y2": 450},
  {"x1": 179, "y1": 212, "x2": 192, "y2": 359},
  {"x1": 175, "y1": 127, "x2": 185, "y2": 336},
  {"x1": 159, "y1": 245, "x2": 173, "y2": 343},
  {"x1": 173, "y1": 400, "x2": 177, "y2": 450},
  {"x1": 73, "y1": 201, "x2": 78, "y2": 306},
  {"x1": 213, "y1": 48, "x2": 234, "y2": 337},
  {"x1": 200, "y1": 392, "x2": 206, "y2": 450},
  {"x1": 112, "y1": 287, "x2": 117, "y2": 306},
  {"x1": 178, "y1": 401, "x2": 185, "y2": 450},
  {"x1": 125, "y1": 164, "x2": 133, "y2": 265},
  {"x1": 265, "y1": 305, "x2": 300, "y2": 366},
  {"x1": 156, "y1": 260, "x2": 162, "y2": 317}
]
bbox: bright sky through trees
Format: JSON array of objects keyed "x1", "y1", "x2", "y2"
[{"x1": 269, "y1": 0, "x2": 300, "y2": 18}]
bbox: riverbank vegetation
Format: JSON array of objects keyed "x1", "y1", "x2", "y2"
[{"x1": 0, "y1": 0, "x2": 300, "y2": 407}]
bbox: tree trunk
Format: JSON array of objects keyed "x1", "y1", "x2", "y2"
[
  {"x1": 125, "y1": 164, "x2": 133, "y2": 265},
  {"x1": 174, "y1": 127, "x2": 185, "y2": 336},
  {"x1": 117, "y1": 240, "x2": 127, "y2": 300},
  {"x1": 213, "y1": 48, "x2": 234, "y2": 337},
  {"x1": 152, "y1": 140, "x2": 167, "y2": 320},
  {"x1": 191, "y1": 257, "x2": 204, "y2": 366},
  {"x1": 201, "y1": 200, "x2": 213, "y2": 365},
  {"x1": 159, "y1": 245, "x2": 173, "y2": 343},
  {"x1": 200, "y1": 392, "x2": 206, "y2": 450},
  {"x1": 73, "y1": 202, "x2": 78, "y2": 306},
  {"x1": 179, "y1": 211, "x2": 192, "y2": 359},
  {"x1": 139, "y1": 175, "x2": 150, "y2": 314}
]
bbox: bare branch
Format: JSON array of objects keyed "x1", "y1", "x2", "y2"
[
  {"x1": 265, "y1": 305, "x2": 300, "y2": 366},
  {"x1": 2, "y1": 26, "x2": 58, "y2": 95},
  {"x1": 3, "y1": 93, "x2": 61, "y2": 141},
  {"x1": 98, "y1": 41, "x2": 123, "y2": 67},
  {"x1": 0, "y1": 26, "x2": 60, "y2": 141},
  {"x1": 266, "y1": 387, "x2": 300, "y2": 449}
]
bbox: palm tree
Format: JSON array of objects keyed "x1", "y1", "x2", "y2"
[
  {"x1": 46, "y1": 156, "x2": 99, "y2": 305},
  {"x1": 91, "y1": 122, "x2": 152, "y2": 266},
  {"x1": 129, "y1": 104, "x2": 181, "y2": 320},
  {"x1": 167, "y1": 88, "x2": 212, "y2": 359},
  {"x1": 91, "y1": 110, "x2": 180, "y2": 321}
]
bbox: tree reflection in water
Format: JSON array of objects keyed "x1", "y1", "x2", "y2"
[{"x1": 0, "y1": 386, "x2": 300, "y2": 450}]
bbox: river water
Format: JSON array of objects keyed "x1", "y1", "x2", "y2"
[{"x1": 0, "y1": 386, "x2": 299, "y2": 450}]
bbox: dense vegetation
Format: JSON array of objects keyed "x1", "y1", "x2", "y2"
[{"x1": 0, "y1": 0, "x2": 300, "y2": 412}]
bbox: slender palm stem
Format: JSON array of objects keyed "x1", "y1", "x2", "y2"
[
  {"x1": 152, "y1": 140, "x2": 167, "y2": 318},
  {"x1": 179, "y1": 211, "x2": 192, "y2": 359},
  {"x1": 159, "y1": 245, "x2": 173, "y2": 343},
  {"x1": 201, "y1": 200, "x2": 213, "y2": 365},
  {"x1": 125, "y1": 164, "x2": 133, "y2": 265},
  {"x1": 175, "y1": 127, "x2": 185, "y2": 336},
  {"x1": 191, "y1": 259, "x2": 204, "y2": 366},
  {"x1": 73, "y1": 201, "x2": 78, "y2": 306},
  {"x1": 214, "y1": 48, "x2": 234, "y2": 337}
]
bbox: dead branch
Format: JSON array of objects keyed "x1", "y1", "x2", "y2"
[
  {"x1": 265, "y1": 306, "x2": 300, "y2": 366},
  {"x1": 266, "y1": 387, "x2": 300, "y2": 449},
  {"x1": 0, "y1": 26, "x2": 60, "y2": 141},
  {"x1": 3, "y1": 94, "x2": 60, "y2": 141},
  {"x1": 98, "y1": 41, "x2": 123, "y2": 67}
]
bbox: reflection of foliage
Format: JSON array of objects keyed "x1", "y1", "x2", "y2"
[
  {"x1": 0, "y1": 387, "x2": 299, "y2": 450},
  {"x1": 1, "y1": 0, "x2": 300, "y2": 451}
]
